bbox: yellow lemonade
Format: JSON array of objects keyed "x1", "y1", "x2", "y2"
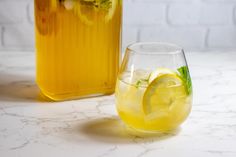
[
  {"x1": 35, "y1": 0, "x2": 122, "y2": 100},
  {"x1": 115, "y1": 68, "x2": 192, "y2": 132}
]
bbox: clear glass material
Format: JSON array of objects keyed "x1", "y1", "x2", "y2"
[
  {"x1": 35, "y1": 0, "x2": 122, "y2": 101},
  {"x1": 115, "y1": 42, "x2": 193, "y2": 133}
]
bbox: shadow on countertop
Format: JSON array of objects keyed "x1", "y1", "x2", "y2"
[
  {"x1": 76, "y1": 117, "x2": 180, "y2": 144},
  {"x1": 0, "y1": 72, "x2": 49, "y2": 103}
]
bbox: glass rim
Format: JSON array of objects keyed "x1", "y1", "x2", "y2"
[{"x1": 126, "y1": 42, "x2": 184, "y2": 55}]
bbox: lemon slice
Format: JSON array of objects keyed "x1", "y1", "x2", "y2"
[
  {"x1": 148, "y1": 68, "x2": 176, "y2": 84},
  {"x1": 105, "y1": 0, "x2": 117, "y2": 22},
  {"x1": 35, "y1": 0, "x2": 57, "y2": 35},
  {"x1": 143, "y1": 74, "x2": 187, "y2": 116},
  {"x1": 66, "y1": 0, "x2": 117, "y2": 25},
  {"x1": 72, "y1": 1, "x2": 94, "y2": 26}
]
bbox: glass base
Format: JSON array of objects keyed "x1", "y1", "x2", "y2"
[{"x1": 124, "y1": 124, "x2": 181, "y2": 137}]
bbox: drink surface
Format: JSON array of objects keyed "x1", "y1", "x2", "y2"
[
  {"x1": 115, "y1": 70, "x2": 192, "y2": 132},
  {"x1": 35, "y1": 0, "x2": 122, "y2": 100}
]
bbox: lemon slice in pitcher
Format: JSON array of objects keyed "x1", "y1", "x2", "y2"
[
  {"x1": 143, "y1": 73, "x2": 188, "y2": 116},
  {"x1": 70, "y1": 0, "x2": 94, "y2": 25},
  {"x1": 64, "y1": 0, "x2": 117, "y2": 25},
  {"x1": 105, "y1": 0, "x2": 117, "y2": 22},
  {"x1": 35, "y1": 0, "x2": 58, "y2": 35}
]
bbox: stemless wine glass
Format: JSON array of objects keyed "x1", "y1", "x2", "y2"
[{"x1": 115, "y1": 42, "x2": 193, "y2": 133}]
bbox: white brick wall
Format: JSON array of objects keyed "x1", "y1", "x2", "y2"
[{"x1": 0, "y1": 0, "x2": 236, "y2": 52}]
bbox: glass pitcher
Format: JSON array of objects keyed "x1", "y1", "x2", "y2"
[{"x1": 34, "y1": 0, "x2": 122, "y2": 101}]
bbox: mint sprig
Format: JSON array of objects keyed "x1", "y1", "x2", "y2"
[{"x1": 177, "y1": 66, "x2": 192, "y2": 95}]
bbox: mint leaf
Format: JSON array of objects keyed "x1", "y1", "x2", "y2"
[
  {"x1": 177, "y1": 66, "x2": 192, "y2": 95},
  {"x1": 135, "y1": 79, "x2": 149, "y2": 88}
]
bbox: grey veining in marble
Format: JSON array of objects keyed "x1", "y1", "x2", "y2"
[{"x1": 0, "y1": 51, "x2": 236, "y2": 157}]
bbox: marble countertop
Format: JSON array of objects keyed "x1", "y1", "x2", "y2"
[{"x1": 0, "y1": 51, "x2": 236, "y2": 157}]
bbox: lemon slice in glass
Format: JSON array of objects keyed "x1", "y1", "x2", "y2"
[
  {"x1": 143, "y1": 74, "x2": 188, "y2": 116},
  {"x1": 148, "y1": 68, "x2": 176, "y2": 84}
]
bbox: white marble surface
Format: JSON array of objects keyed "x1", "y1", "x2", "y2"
[{"x1": 0, "y1": 51, "x2": 236, "y2": 157}]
